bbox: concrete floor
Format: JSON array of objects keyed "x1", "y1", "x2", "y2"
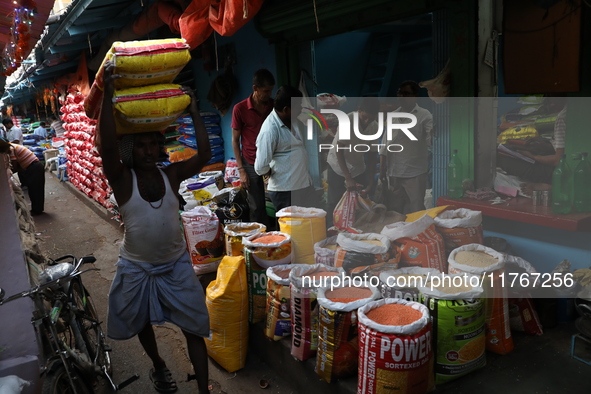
[
  {"x1": 31, "y1": 172, "x2": 296, "y2": 394},
  {"x1": 27, "y1": 171, "x2": 591, "y2": 394}
]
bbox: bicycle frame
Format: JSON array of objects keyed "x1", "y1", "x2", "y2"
[{"x1": 0, "y1": 255, "x2": 138, "y2": 393}]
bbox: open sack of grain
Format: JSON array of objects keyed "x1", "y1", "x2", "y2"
[
  {"x1": 85, "y1": 38, "x2": 191, "y2": 119},
  {"x1": 434, "y1": 208, "x2": 484, "y2": 255},
  {"x1": 418, "y1": 274, "x2": 486, "y2": 384},
  {"x1": 289, "y1": 264, "x2": 345, "y2": 361},
  {"x1": 379, "y1": 266, "x2": 441, "y2": 301},
  {"x1": 265, "y1": 264, "x2": 307, "y2": 341},
  {"x1": 243, "y1": 232, "x2": 292, "y2": 324},
  {"x1": 315, "y1": 283, "x2": 381, "y2": 383},
  {"x1": 224, "y1": 222, "x2": 266, "y2": 257},
  {"x1": 335, "y1": 233, "x2": 399, "y2": 275},
  {"x1": 448, "y1": 244, "x2": 514, "y2": 355},
  {"x1": 277, "y1": 206, "x2": 327, "y2": 265},
  {"x1": 357, "y1": 298, "x2": 434, "y2": 394},
  {"x1": 313, "y1": 235, "x2": 338, "y2": 266},
  {"x1": 381, "y1": 213, "x2": 447, "y2": 273}
]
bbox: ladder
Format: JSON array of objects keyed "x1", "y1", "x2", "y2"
[{"x1": 360, "y1": 33, "x2": 400, "y2": 97}]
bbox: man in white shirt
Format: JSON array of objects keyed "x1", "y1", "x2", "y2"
[
  {"x1": 326, "y1": 97, "x2": 380, "y2": 225},
  {"x1": 2, "y1": 119, "x2": 24, "y2": 145},
  {"x1": 34, "y1": 122, "x2": 48, "y2": 139},
  {"x1": 255, "y1": 85, "x2": 314, "y2": 212},
  {"x1": 379, "y1": 81, "x2": 433, "y2": 214}
]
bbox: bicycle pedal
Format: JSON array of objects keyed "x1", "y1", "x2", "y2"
[{"x1": 103, "y1": 344, "x2": 112, "y2": 352}]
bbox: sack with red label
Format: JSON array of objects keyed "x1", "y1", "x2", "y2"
[
  {"x1": 381, "y1": 214, "x2": 447, "y2": 273},
  {"x1": 434, "y1": 208, "x2": 484, "y2": 255},
  {"x1": 333, "y1": 191, "x2": 374, "y2": 233}
]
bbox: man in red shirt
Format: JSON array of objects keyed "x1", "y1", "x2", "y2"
[
  {"x1": 9, "y1": 143, "x2": 45, "y2": 215},
  {"x1": 231, "y1": 69, "x2": 275, "y2": 226}
]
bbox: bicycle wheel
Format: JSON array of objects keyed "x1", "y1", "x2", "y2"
[
  {"x1": 70, "y1": 280, "x2": 112, "y2": 375},
  {"x1": 42, "y1": 364, "x2": 91, "y2": 394}
]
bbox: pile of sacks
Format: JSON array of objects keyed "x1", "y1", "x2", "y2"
[
  {"x1": 164, "y1": 111, "x2": 224, "y2": 166},
  {"x1": 84, "y1": 38, "x2": 193, "y2": 136},
  {"x1": 63, "y1": 88, "x2": 112, "y2": 208}
]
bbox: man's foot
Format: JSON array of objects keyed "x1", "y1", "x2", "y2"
[{"x1": 149, "y1": 367, "x2": 178, "y2": 393}]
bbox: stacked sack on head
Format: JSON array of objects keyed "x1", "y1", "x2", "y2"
[
  {"x1": 64, "y1": 88, "x2": 112, "y2": 208},
  {"x1": 84, "y1": 38, "x2": 192, "y2": 137}
]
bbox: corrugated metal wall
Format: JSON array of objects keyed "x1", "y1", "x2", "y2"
[{"x1": 431, "y1": 10, "x2": 450, "y2": 202}]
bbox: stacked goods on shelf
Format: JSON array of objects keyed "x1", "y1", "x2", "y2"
[
  {"x1": 63, "y1": 89, "x2": 112, "y2": 209},
  {"x1": 175, "y1": 111, "x2": 225, "y2": 166}
]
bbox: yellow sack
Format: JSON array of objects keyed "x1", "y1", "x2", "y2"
[
  {"x1": 497, "y1": 125, "x2": 538, "y2": 144},
  {"x1": 405, "y1": 205, "x2": 453, "y2": 222},
  {"x1": 277, "y1": 207, "x2": 327, "y2": 265},
  {"x1": 113, "y1": 84, "x2": 190, "y2": 134},
  {"x1": 85, "y1": 38, "x2": 191, "y2": 119},
  {"x1": 100, "y1": 38, "x2": 191, "y2": 89},
  {"x1": 205, "y1": 255, "x2": 248, "y2": 373}
]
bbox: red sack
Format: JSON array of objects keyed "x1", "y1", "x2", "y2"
[
  {"x1": 333, "y1": 191, "x2": 358, "y2": 232},
  {"x1": 209, "y1": 0, "x2": 265, "y2": 36},
  {"x1": 179, "y1": 0, "x2": 213, "y2": 49}
]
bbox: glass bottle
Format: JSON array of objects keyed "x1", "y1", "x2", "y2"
[
  {"x1": 551, "y1": 154, "x2": 572, "y2": 214},
  {"x1": 447, "y1": 150, "x2": 463, "y2": 199},
  {"x1": 573, "y1": 152, "x2": 591, "y2": 213}
]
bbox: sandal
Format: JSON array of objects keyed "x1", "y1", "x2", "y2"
[{"x1": 150, "y1": 367, "x2": 178, "y2": 393}]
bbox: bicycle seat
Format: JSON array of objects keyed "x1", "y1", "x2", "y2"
[{"x1": 39, "y1": 263, "x2": 75, "y2": 285}]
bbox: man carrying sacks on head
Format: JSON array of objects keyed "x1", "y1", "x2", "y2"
[{"x1": 99, "y1": 61, "x2": 211, "y2": 394}]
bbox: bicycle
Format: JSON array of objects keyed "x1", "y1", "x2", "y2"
[{"x1": 0, "y1": 255, "x2": 139, "y2": 394}]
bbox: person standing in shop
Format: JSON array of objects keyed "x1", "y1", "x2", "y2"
[
  {"x1": 379, "y1": 80, "x2": 433, "y2": 214},
  {"x1": 326, "y1": 97, "x2": 380, "y2": 226},
  {"x1": 34, "y1": 122, "x2": 48, "y2": 139},
  {"x1": 231, "y1": 69, "x2": 275, "y2": 226},
  {"x1": 9, "y1": 143, "x2": 45, "y2": 215},
  {"x1": 255, "y1": 85, "x2": 315, "y2": 212},
  {"x1": 2, "y1": 119, "x2": 24, "y2": 145},
  {"x1": 99, "y1": 61, "x2": 211, "y2": 394},
  {"x1": 50, "y1": 115, "x2": 66, "y2": 138}
]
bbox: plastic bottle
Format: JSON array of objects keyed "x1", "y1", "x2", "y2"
[
  {"x1": 551, "y1": 154, "x2": 572, "y2": 214},
  {"x1": 447, "y1": 149, "x2": 463, "y2": 198},
  {"x1": 573, "y1": 152, "x2": 591, "y2": 213}
]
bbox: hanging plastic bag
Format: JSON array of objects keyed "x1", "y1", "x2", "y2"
[
  {"x1": 209, "y1": 0, "x2": 265, "y2": 36},
  {"x1": 179, "y1": 0, "x2": 213, "y2": 50},
  {"x1": 419, "y1": 60, "x2": 450, "y2": 104}
]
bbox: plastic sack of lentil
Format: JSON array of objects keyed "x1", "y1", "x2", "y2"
[
  {"x1": 313, "y1": 235, "x2": 339, "y2": 266},
  {"x1": 224, "y1": 222, "x2": 266, "y2": 257},
  {"x1": 277, "y1": 206, "x2": 327, "y2": 265},
  {"x1": 315, "y1": 283, "x2": 380, "y2": 383},
  {"x1": 417, "y1": 274, "x2": 486, "y2": 384},
  {"x1": 243, "y1": 232, "x2": 293, "y2": 324},
  {"x1": 358, "y1": 298, "x2": 434, "y2": 394},
  {"x1": 381, "y1": 213, "x2": 447, "y2": 273},
  {"x1": 264, "y1": 264, "x2": 307, "y2": 341},
  {"x1": 434, "y1": 208, "x2": 484, "y2": 255},
  {"x1": 335, "y1": 232, "x2": 399, "y2": 275},
  {"x1": 448, "y1": 243, "x2": 513, "y2": 355},
  {"x1": 379, "y1": 267, "x2": 441, "y2": 301},
  {"x1": 289, "y1": 264, "x2": 345, "y2": 361}
]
